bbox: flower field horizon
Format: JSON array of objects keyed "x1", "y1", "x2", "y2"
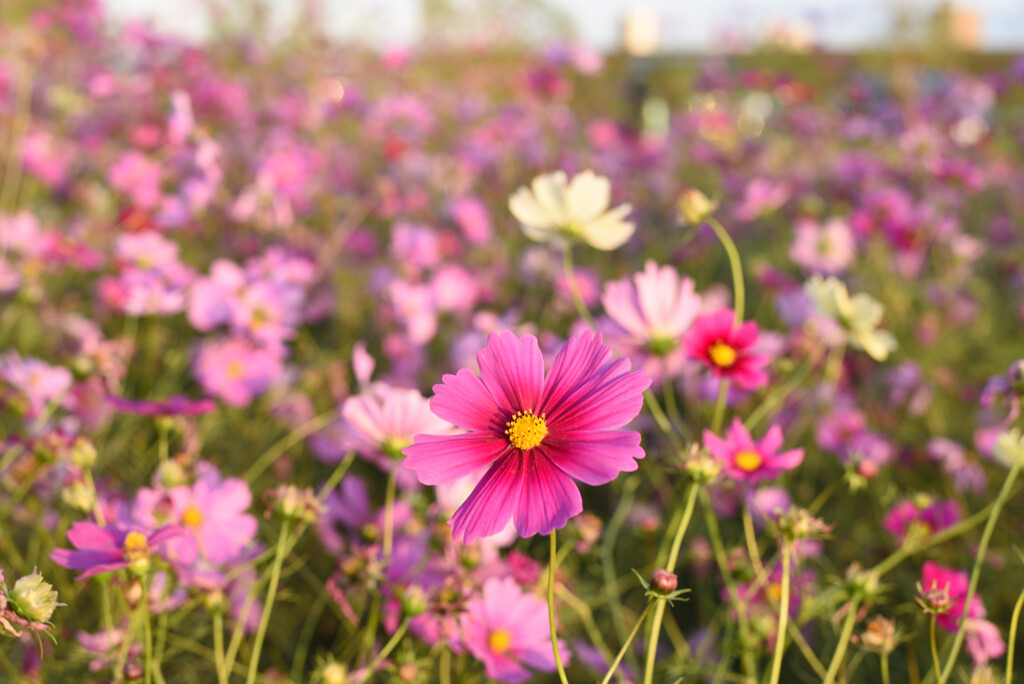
[{"x1": 2, "y1": 1, "x2": 1024, "y2": 682}]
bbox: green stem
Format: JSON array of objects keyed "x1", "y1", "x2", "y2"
[
  {"x1": 439, "y1": 646, "x2": 452, "y2": 684},
  {"x1": 153, "y1": 611, "x2": 168, "y2": 684},
  {"x1": 603, "y1": 600, "x2": 655, "y2": 684},
  {"x1": 644, "y1": 483, "x2": 700, "y2": 684},
  {"x1": 710, "y1": 381, "x2": 730, "y2": 435},
  {"x1": 741, "y1": 503, "x2": 765, "y2": 578},
  {"x1": 549, "y1": 530, "x2": 570, "y2": 684},
  {"x1": 707, "y1": 216, "x2": 745, "y2": 323},
  {"x1": 881, "y1": 652, "x2": 891, "y2": 684},
  {"x1": 603, "y1": 477, "x2": 639, "y2": 659},
  {"x1": 213, "y1": 609, "x2": 228, "y2": 684},
  {"x1": 317, "y1": 453, "x2": 356, "y2": 500},
  {"x1": 821, "y1": 597, "x2": 862, "y2": 684},
  {"x1": 562, "y1": 246, "x2": 596, "y2": 330},
  {"x1": 357, "y1": 617, "x2": 410, "y2": 683},
  {"x1": 929, "y1": 616, "x2": 941, "y2": 680},
  {"x1": 1007, "y1": 582, "x2": 1024, "y2": 683},
  {"x1": 644, "y1": 389, "x2": 685, "y2": 454},
  {"x1": 743, "y1": 347, "x2": 824, "y2": 432},
  {"x1": 767, "y1": 545, "x2": 791, "y2": 684},
  {"x1": 382, "y1": 466, "x2": 398, "y2": 560},
  {"x1": 938, "y1": 460, "x2": 1022, "y2": 683},
  {"x1": 143, "y1": 576, "x2": 154, "y2": 684},
  {"x1": 245, "y1": 519, "x2": 292, "y2": 684},
  {"x1": 700, "y1": 490, "x2": 757, "y2": 682},
  {"x1": 871, "y1": 503, "x2": 993, "y2": 577},
  {"x1": 661, "y1": 375, "x2": 692, "y2": 442},
  {"x1": 244, "y1": 411, "x2": 337, "y2": 482}
]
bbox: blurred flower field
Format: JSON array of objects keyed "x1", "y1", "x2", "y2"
[{"x1": 2, "y1": 1, "x2": 1024, "y2": 683}]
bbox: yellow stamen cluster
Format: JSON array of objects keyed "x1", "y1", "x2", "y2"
[
  {"x1": 708, "y1": 340, "x2": 738, "y2": 368},
  {"x1": 733, "y1": 450, "x2": 763, "y2": 473},
  {"x1": 505, "y1": 410, "x2": 548, "y2": 451},
  {"x1": 226, "y1": 359, "x2": 246, "y2": 380},
  {"x1": 488, "y1": 628, "x2": 512, "y2": 654},
  {"x1": 122, "y1": 531, "x2": 150, "y2": 562},
  {"x1": 183, "y1": 506, "x2": 204, "y2": 528}
]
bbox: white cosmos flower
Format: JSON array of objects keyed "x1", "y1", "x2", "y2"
[
  {"x1": 804, "y1": 275, "x2": 897, "y2": 362},
  {"x1": 508, "y1": 170, "x2": 635, "y2": 251}
]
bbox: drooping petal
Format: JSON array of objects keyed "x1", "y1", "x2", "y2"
[
  {"x1": 580, "y1": 204, "x2": 634, "y2": 250},
  {"x1": 450, "y1": 452, "x2": 525, "y2": 543},
  {"x1": 477, "y1": 331, "x2": 545, "y2": 414},
  {"x1": 541, "y1": 430, "x2": 643, "y2": 485},
  {"x1": 512, "y1": 451, "x2": 583, "y2": 538},
  {"x1": 430, "y1": 368, "x2": 504, "y2": 433},
  {"x1": 66, "y1": 521, "x2": 117, "y2": 551},
  {"x1": 404, "y1": 433, "x2": 509, "y2": 485}
]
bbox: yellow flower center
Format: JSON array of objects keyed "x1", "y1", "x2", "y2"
[
  {"x1": 708, "y1": 340, "x2": 737, "y2": 368},
  {"x1": 489, "y1": 628, "x2": 512, "y2": 654},
  {"x1": 183, "y1": 506, "x2": 204, "y2": 528},
  {"x1": 734, "y1": 450, "x2": 763, "y2": 472},
  {"x1": 122, "y1": 531, "x2": 150, "y2": 562},
  {"x1": 226, "y1": 359, "x2": 246, "y2": 380},
  {"x1": 766, "y1": 582, "x2": 782, "y2": 603},
  {"x1": 505, "y1": 410, "x2": 548, "y2": 451}
]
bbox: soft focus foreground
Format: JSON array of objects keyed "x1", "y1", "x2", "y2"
[{"x1": 2, "y1": 1, "x2": 1024, "y2": 683}]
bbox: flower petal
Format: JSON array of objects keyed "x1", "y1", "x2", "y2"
[
  {"x1": 430, "y1": 368, "x2": 504, "y2": 433},
  {"x1": 541, "y1": 430, "x2": 643, "y2": 485},
  {"x1": 477, "y1": 331, "x2": 545, "y2": 414},
  {"x1": 580, "y1": 204, "x2": 634, "y2": 250},
  {"x1": 450, "y1": 452, "x2": 525, "y2": 544},
  {"x1": 404, "y1": 433, "x2": 509, "y2": 485},
  {"x1": 512, "y1": 451, "x2": 583, "y2": 538}
]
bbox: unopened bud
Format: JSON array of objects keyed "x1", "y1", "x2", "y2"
[
  {"x1": 397, "y1": 663, "x2": 418, "y2": 682},
  {"x1": 401, "y1": 586, "x2": 428, "y2": 617},
  {"x1": 11, "y1": 570, "x2": 61, "y2": 622},
  {"x1": 321, "y1": 662, "x2": 348, "y2": 684},
  {"x1": 678, "y1": 189, "x2": 718, "y2": 225},
  {"x1": 651, "y1": 569, "x2": 678, "y2": 594},
  {"x1": 71, "y1": 437, "x2": 97, "y2": 469}
]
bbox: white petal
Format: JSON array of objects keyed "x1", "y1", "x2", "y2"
[
  {"x1": 580, "y1": 205, "x2": 635, "y2": 250},
  {"x1": 565, "y1": 170, "x2": 610, "y2": 223},
  {"x1": 509, "y1": 188, "x2": 557, "y2": 230},
  {"x1": 530, "y1": 171, "x2": 569, "y2": 225}
]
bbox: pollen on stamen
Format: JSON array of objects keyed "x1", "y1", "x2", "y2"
[{"x1": 504, "y1": 409, "x2": 548, "y2": 451}]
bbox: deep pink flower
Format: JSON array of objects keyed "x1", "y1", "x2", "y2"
[
  {"x1": 683, "y1": 309, "x2": 770, "y2": 390},
  {"x1": 458, "y1": 576, "x2": 570, "y2": 683},
  {"x1": 599, "y1": 260, "x2": 702, "y2": 382},
  {"x1": 703, "y1": 419, "x2": 803, "y2": 484},
  {"x1": 882, "y1": 498, "x2": 961, "y2": 544},
  {"x1": 404, "y1": 331, "x2": 649, "y2": 543},
  {"x1": 920, "y1": 561, "x2": 1005, "y2": 664},
  {"x1": 50, "y1": 522, "x2": 184, "y2": 580}
]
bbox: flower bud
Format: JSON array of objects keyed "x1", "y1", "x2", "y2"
[
  {"x1": 858, "y1": 616, "x2": 898, "y2": 655},
  {"x1": 11, "y1": 570, "x2": 61, "y2": 622},
  {"x1": 916, "y1": 581, "x2": 952, "y2": 615},
  {"x1": 270, "y1": 484, "x2": 323, "y2": 522},
  {"x1": 401, "y1": 586, "x2": 428, "y2": 617},
  {"x1": 124, "y1": 662, "x2": 144, "y2": 681},
  {"x1": 321, "y1": 662, "x2": 348, "y2": 684},
  {"x1": 397, "y1": 663, "x2": 419, "y2": 682},
  {"x1": 651, "y1": 569, "x2": 678, "y2": 594},
  {"x1": 684, "y1": 446, "x2": 722, "y2": 484},
  {"x1": 155, "y1": 459, "x2": 189, "y2": 488},
  {"x1": 678, "y1": 189, "x2": 718, "y2": 225},
  {"x1": 61, "y1": 480, "x2": 97, "y2": 513},
  {"x1": 71, "y1": 437, "x2": 97, "y2": 469}
]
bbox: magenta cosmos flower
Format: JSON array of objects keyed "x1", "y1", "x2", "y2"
[
  {"x1": 920, "y1": 561, "x2": 1005, "y2": 665},
  {"x1": 683, "y1": 308, "x2": 770, "y2": 390},
  {"x1": 403, "y1": 331, "x2": 650, "y2": 543},
  {"x1": 458, "y1": 576, "x2": 569, "y2": 683},
  {"x1": 50, "y1": 523, "x2": 184, "y2": 579},
  {"x1": 703, "y1": 419, "x2": 803, "y2": 484}
]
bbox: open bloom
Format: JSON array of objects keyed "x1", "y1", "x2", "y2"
[
  {"x1": 508, "y1": 170, "x2": 634, "y2": 250},
  {"x1": 703, "y1": 419, "x2": 803, "y2": 484},
  {"x1": 404, "y1": 331, "x2": 649, "y2": 543},
  {"x1": 919, "y1": 561, "x2": 1005, "y2": 665},
  {"x1": 458, "y1": 576, "x2": 569, "y2": 683},
  {"x1": 50, "y1": 523, "x2": 184, "y2": 579},
  {"x1": 599, "y1": 260, "x2": 702, "y2": 382},
  {"x1": 683, "y1": 309, "x2": 770, "y2": 390},
  {"x1": 804, "y1": 276, "x2": 897, "y2": 362}
]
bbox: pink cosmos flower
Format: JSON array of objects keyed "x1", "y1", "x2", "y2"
[
  {"x1": 192, "y1": 337, "x2": 283, "y2": 408},
  {"x1": 920, "y1": 561, "x2": 1005, "y2": 665},
  {"x1": 404, "y1": 331, "x2": 649, "y2": 543},
  {"x1": 132, "y1": 463, "x2": 257, "y2": 565},
  {"x1": 50, "y1": 522, "x2": 184, "y2": 580},
  {"x1": 108, "y1": 152, "x2": 162, "y2": 210},
  {"x1": 683, "y1": 309, "x2": 770, "y2": 390},
  {"x1": 789, "y1": 217, "x2": 855, "y2": 275},
  {"x1": 458, "y1": 576, "x2": 569, "y2": 683},
  {"x1": 703, "y1": 419, "x2": 803, "y2": 484},
  {"x1": 0, "y1": 352, "x2": 73, "y2": 418},
  {"x1": 882, "y1": 498, "x2": 961, "y2": 545},
  {"x1": 599, "y1": 260, "x2": 702, "y2": 382},
  {"x1": 339, "y1": 383, "x2": 456, "y2": 490}
]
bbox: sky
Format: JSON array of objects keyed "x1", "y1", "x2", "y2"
[{"x1": 102, "y1": 0, "x2": 1024, "y2": 51}]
